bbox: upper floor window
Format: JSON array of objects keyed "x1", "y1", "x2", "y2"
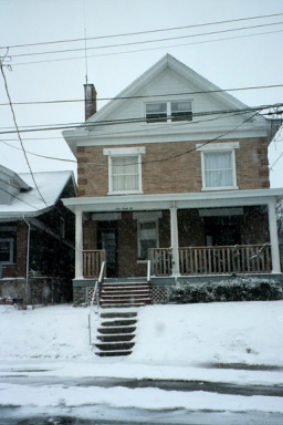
[
  {"x1": 104, "y1": 147, "x2": 145, "y2": 195},
  {"x1": 146, "y1": 101, "x2": 192, "y2": 123},
  {"x1": 197, "y1": 142, "x2": 239, "y2": 190}
]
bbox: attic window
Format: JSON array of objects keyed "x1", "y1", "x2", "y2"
[
  {"x1": 146, "y1": 101, "x2": 192, "y2": 123},
  {"x1": 171, "y1": 101, "x2": 192, "y2": 121},
  {"x1": 146, "y1": 103, "x2": 167, "y2": 123}
]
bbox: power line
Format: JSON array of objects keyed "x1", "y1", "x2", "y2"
[
  {"x1": 0, "y1": 102, "x2": 282, "y2": 135},
  {"x1": 2, "y1": 11, "x2": 283, "y2": 50},
  {"x1": 0, "y1": 83, "x2": 283, "y2": 107},
  {"x1": 0, "y1": 110, "x2": 247, "y2": 164},
  {"x1": 9, "y1": 21, "x2": 283, "y2": 59},
  {"x1": 0, "y1": 61, "x2": 47, "y2": 206},
  {"x1": 0, "y1": 139, "x2": 76, "y2": 163},
  {"x1": 11, "y1": 28, "x2": 283, "y2": 67}
]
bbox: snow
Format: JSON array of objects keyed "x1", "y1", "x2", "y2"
[
  {"x1": 0, "y1": 170, "x2": 73, "y2": 216},
  {"x1": 1, "y1": 301, "x2": 283, "y2": 420}
]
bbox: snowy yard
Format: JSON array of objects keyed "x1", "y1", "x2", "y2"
[{"x1": 1, "y1": 301, "x2": 283, "y2": 423}]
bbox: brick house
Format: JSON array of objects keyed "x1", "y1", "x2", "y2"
[
  {"x1": 62, "y1": 54, "x2": 283, "y2": 303},
  {"x1": 0, "y1": 165, "x2": 76, "y2": 304}
]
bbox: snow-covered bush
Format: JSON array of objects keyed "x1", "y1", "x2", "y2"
[{"x1": 169, "y1": 278, "x2": 283, "y2": 303}]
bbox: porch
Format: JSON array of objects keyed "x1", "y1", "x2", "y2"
[{"x1": 62, "y1": 188, "x2": 283, "y2": 284}]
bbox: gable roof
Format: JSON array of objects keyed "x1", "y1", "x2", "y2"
[
  {"x1": 87, "y1": 53, "x2": 249, "y2": 124},
  {"x1": 63, "y1": 54, "x2": 273, "y2": 151},
  {"x1": 0, "y1": 169, "x2": 76, "y2": 220}
]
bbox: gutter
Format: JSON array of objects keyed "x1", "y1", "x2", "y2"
[{"x1": 23, "y1": 217, "x2": 31, "y2": 305}]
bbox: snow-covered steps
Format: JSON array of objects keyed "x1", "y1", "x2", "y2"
[
  {"x1": 95, "y1": 310, "x2": 138, "y2": 357},
  {"x1": 100, "y1": 281, "x2": 151, "y2": 308}
]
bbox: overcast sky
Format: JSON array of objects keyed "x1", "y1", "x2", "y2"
[{"x1": 0, "y1": 0, "x2": 283, "y2": 186}]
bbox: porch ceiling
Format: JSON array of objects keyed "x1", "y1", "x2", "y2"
[{"x1": 62, "y1": 187, "x2": 283, "y2": 213}]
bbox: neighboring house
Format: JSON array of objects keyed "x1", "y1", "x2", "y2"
[
  {"x1": 0, "y1": 165, "x2": 76, "y2": 304},
  {"x1": 62, "y1": 54, "x2": 283, "y2": 304}
]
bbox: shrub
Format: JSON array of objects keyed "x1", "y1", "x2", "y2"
[{"x1": 169, "y1": 278, "x2": 283, "y2": 304}]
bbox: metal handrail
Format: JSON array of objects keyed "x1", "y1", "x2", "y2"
[
  {"x1": 88, "y1": 260, "x2": 106, "y2": 345},
  {"x1": 147, "y1": 259, "x2": 151, "y2": 283}
]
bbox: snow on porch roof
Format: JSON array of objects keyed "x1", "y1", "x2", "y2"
[
  {"x1": 62, "y1": 187, "x2": 283, "y2": 213},
  {"x1": 0, "y1": 170, "x2": 75, "y2": 220}
]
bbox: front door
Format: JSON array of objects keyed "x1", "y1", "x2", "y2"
[{"x1": 97, "y1": 222, "x2": 117, "y2": 277}]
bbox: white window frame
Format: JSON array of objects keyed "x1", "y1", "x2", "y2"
[
  {"x1": 145, "y1": 100, "x2": 193, "y2": 124},
  {"x1": 0, "y1": 238, "x2": 14, "y2": 265},
  {"x1": 197, "y1": 142, "x2": 239, "y2": 191},
  {"x1": 103, "y1": 147, "x2": 145, "y2": 195}
]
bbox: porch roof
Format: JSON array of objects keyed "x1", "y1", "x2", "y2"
[{"x1": 62, "y1": 187, "x2": 283, "y2": 213}]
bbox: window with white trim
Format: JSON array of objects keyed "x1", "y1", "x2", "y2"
[
  {"x1": 146, "y1": 101, "x2": 192, "y2": 123},
  {"x1": 104, "y1": 147, "x2": 145, "y2": 195},
  {"x1": 0, "y1": 238, "x2": 14, "y2": 263},
  {"x1": 197, "y1": 142, "x2": 239, "y2": 190},
  {"x1": 137, "y1": 219, "x2": 158, "y2": 260}
]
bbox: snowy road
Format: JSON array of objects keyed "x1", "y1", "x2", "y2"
[{"x1": 1, "y1": 372, "x2": 283, "y2": 425}]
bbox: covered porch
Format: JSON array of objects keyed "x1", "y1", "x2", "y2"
[{"x1": 63, "y1": 188, "x2": 283, "y2": 282}]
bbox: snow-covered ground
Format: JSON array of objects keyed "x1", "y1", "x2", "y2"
[{"x1": 1, "y1": 301, "x2": 283, "y2": 422}]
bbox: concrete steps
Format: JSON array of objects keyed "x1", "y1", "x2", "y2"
[
  {"x1": 100, "y1": 281, "x2": 151, "y2": 308},
  {"x1": 95, "y1": 311, "x2": 137, "y2": 357},
  {"x1": 95, "y1": 280, "x2": 151, "y2": 357}
]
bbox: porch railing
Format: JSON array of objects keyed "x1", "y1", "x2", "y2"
[
  {"x1": 83, "y1": 249, "x2": 106, "y2": 278},
  {"x1": 149, "y1": 244, "x2": 271, "y2": 276}
]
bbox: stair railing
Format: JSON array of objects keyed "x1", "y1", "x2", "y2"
[
  {"x1": 147, "y1": 259, "x2": 151, "y2": 283},
  {"x1": 88, "y1": 260, "x2": 106, "y2": 345}
]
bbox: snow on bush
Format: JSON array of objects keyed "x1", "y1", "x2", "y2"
[{"x1": 170, "y1": 278, "x2": 283, "y2": 303}]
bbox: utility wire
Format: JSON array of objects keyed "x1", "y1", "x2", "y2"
[
  {"x1": 11, "y1": 28, "x2": 283, "y2": 67},
  {"x1": 9, "y1": 21, "x2": 283, "y2": 59},
  {"x1": 0, "y1": 139, "x2": 76, "y2": 163},
  {"x1": 0, "y1": 61, "x2": 47, "y2": 206},
  {"x1": 0, "y1": 102, "x2": 282, "y2": 135},
  {"x1": 0, "y1": 83, "x2": 283, "y2": 107},
  {"x1": 2, "y1": 11, "x2": 283, "y2": 50}
]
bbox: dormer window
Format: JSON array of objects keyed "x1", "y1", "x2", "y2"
[{"x1": 146, "y1": 101, "x2": 192, "y2": 123}]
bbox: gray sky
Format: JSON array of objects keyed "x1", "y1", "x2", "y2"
[{"x1": 0, "y1": 0, "x2": 283, "y2": 186}]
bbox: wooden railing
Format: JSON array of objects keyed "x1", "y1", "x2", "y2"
[
  {"x1": 83, "y1": 250, "x2": 106, "y2": 278},
  {"x1": 149, "y1": 244, "x2": 271, "y2": 276},
  {"x1": 149, "y1": 248, "x2": 172, "y2": 276}
]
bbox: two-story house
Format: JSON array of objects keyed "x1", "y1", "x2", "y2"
[{"x1": 62, "y1": 54, "x2": 283, "y2": 304}]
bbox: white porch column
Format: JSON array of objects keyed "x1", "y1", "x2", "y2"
[
  {"x1": 268, "y1": 200, "x2": 281, "y2": 273},
  {"x1": 75, "y1": 208, "x2": 83, "y2": 279},
  {"x1": 170, "y1": 206, "x2": 180, "y2": 277}
]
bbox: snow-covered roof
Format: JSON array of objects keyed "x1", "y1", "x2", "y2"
[{"x1": 0, "y1": 169, "x2": 75, "y2": 220}]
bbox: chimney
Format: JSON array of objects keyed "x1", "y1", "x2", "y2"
[{"x1": 84, "y1": 83, "x2": 97, "y2": 121}]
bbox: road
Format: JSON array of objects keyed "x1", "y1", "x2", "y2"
[{"x1": 1, "y1": 374, "x2": 283, "y2": 425}]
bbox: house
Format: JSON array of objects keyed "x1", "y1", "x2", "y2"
[
  {"x1": 0, "y1": 165, "x2": 76, "y2": 304},
  {"x1": 62, "y1": 54, "x2": 283, "y2": 304}
]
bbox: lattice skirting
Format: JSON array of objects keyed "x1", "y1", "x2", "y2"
[
  {"x1": 86, "y1": 287, "x2": 99, "y2": 304},
  {"x1": 151, "y1": 287, "x2": 169, "y2": 304}
]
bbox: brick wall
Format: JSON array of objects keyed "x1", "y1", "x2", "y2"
[{"x1": 76, "y1": 138, "x2": 270, "y2": 197}]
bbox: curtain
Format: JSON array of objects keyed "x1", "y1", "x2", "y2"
[{"x1": 204, "y1": 152, "x2": 233, "y2": 188}]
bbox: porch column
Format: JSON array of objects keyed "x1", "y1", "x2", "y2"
[
  {"x1": 268, "y1": 199, "x2": 281, "y2": 273},
  {"x1": 170, "y1": 206, "x2": 180, "y2": 277},
  {"x1": 75, "y1": 208, "x2": 83, "y2": 279}
]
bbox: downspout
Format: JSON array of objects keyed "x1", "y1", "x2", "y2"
[{"x1": 23, "y1": 217, "x2": 31, "y2": 305}]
